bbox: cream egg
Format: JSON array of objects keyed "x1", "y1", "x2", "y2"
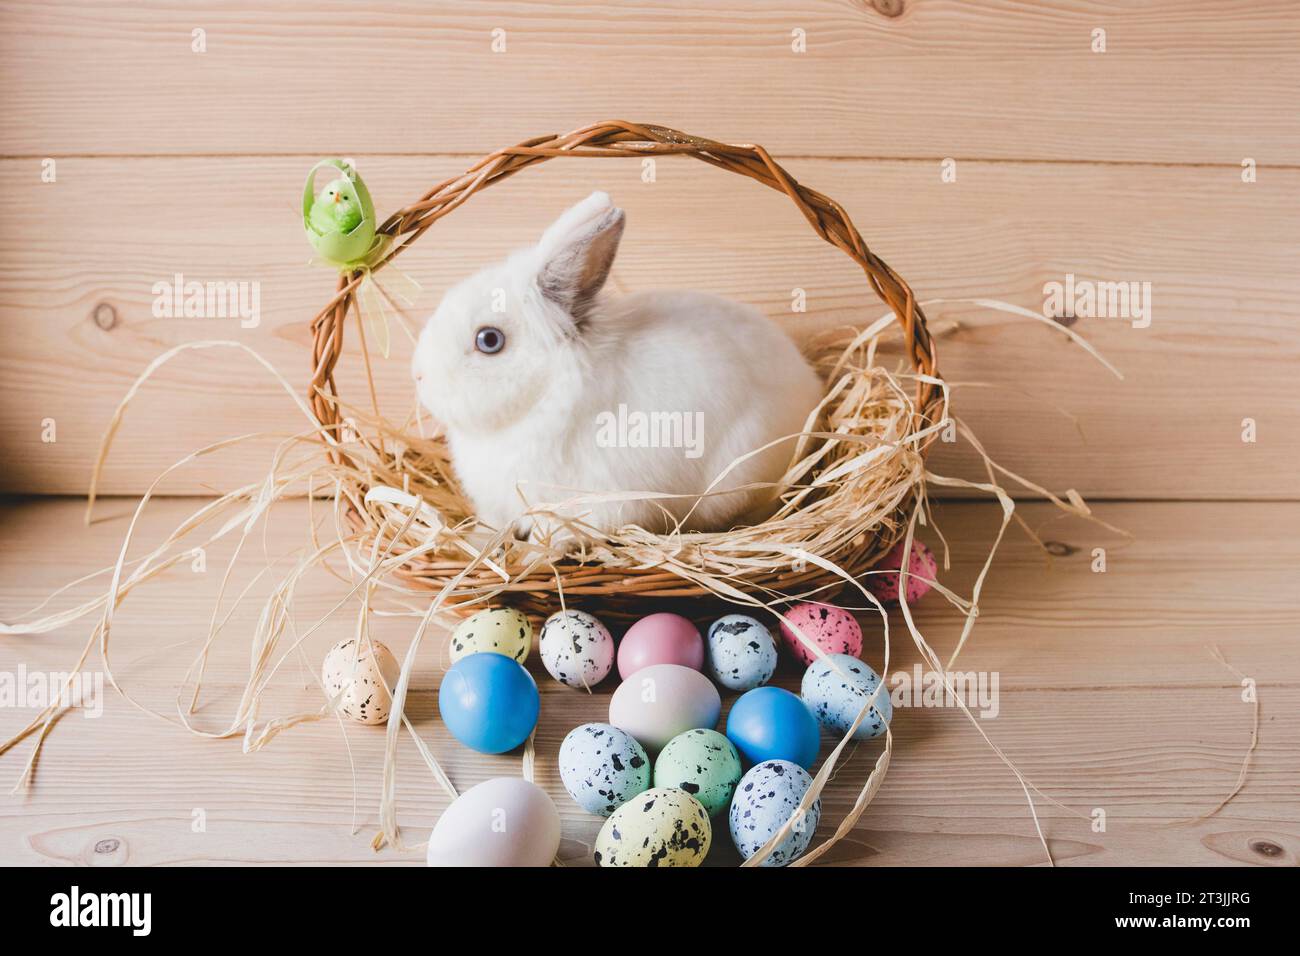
[{"x1": 321, "y1": 638, "x2": 400, "y2": 725}]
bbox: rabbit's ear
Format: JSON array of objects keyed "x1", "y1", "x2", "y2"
[{"x1": 536, "y1": 192, "x2": 625, "y2": 326}]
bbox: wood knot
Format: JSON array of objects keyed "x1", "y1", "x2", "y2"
[
  {"x1": 93, "y1": 838, "x2": 121, "y2": 854},
  {"x1": 871, "y1": 0, "x2": 905, "y2": 16},
  {"x1": 92, "y1": 302, "x2": 118, "y2": 331},
  {"x1": 1250, "y1": 839, "x2": 1283, "y2": 858},
  {"x1": 1052, "y1": 310, "x2": 1078, "y2": 328},
  {"x1": 1044, "y1": 540, "x2": 1078, "y2": 557}
]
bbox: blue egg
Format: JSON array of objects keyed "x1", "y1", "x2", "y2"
[
  {"x1": 706, "y1": 614, "x2": 778, "y2": 691},
  {"x1": 801, "y1": 653, "x2": 892, "y2": 740},
  {"x1": 438, "y1": 652, "x2": 539, "y2": 754},
  {"x1": 725, "y1": 686, "x2": 820, "y2": 770}
]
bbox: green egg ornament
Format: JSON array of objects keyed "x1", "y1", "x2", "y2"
[
  {"x1": 301, "y1": 158, "x2": 418, "y2": 361},
  {"x1": 653, "y1": 729, "x2": 742, "y2": 816},
  {"x1": 309, "y1": 177, "x2": 363, "y2": 237},
  {"x1": 449, "y1": 607, "x2": 532, "y2": 664},
  {"x1": 302, "y1": 158, "x2": 383, "y2": 268}
]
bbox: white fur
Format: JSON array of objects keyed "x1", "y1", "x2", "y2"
[{"x1": 412, "y1": 192, "x2": 823, "y2": 541}]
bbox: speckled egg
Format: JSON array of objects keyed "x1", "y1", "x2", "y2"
[
  {"x1": 449, "y1": 607, "x2": 532, "y2": 664},
  {"x1": 653, "y1": 729, "x2": 743, "y2": 816},
  {"x1": 608, "y1": 663, "x2": 722, "y2": 752},
  {"x1": 594, "y1": 787, "x2": 712, "y2": 867},
  {"x1": 779, "y1": 602, "x2": 863, "y2": 667},
  {"x1": 866, "y1": 540, "x2": 938, "y2": 604},
  {"x1": 729, "y1": 759, "x2": 821, "y2": 867},
  {"x1": 801, "y1": 653, "x2": 892, "y2": 740},
  {"x1": 321, "y1": 638, "x2": 400, "y2": 725},
  {"x1": 426, "y1": 777, "x2": 561, "y2": 867},
  {"x1": 539, "y1": 610, "x2": 615, "y2": 689},
  {"x1": 705, "y1": 614, "x2": 778, "y2": 691},
  {"x1": 558, "y1": 723, "x2": 651, "y2": 816}
]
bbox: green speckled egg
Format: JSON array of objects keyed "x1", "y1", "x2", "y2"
[
  {"x1": 594, "y1": 788, "x2": 712, "y2": 867},
  {"x1": 449, "y1": 608, "x2": 532, "y2": 664},
  {"x1": 652, "y1": 729, "x2": 742, "y2": 816}
]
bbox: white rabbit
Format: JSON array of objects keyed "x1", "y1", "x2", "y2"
[{"x1": 412, "y1": 191, "x2": 823, "y2": 542}]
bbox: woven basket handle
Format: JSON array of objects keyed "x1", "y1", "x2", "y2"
[{"x1": 307, "y1": 121, "x2": 939, "y2": 429}]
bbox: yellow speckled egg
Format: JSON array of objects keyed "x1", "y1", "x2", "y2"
[
  {"x1": 594, "y1": 787, "x2": 712, "y2": 867},
  {"x1": 321, "y1": 638, "x2": 400, "y2": 725},
  {"x1": 450, "y1": 608, "x2": 532, "y2": 664}
]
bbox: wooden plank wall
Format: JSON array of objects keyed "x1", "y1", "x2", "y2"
[{"x1": 1, "y1": 0, "x2": 1297, "y2": 498}]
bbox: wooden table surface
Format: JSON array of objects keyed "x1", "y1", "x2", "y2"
[
  {"x1": 1, "y1": 496, "x2": 1296, "y2": 866},
  {"x1": 1, "y1": 1, "x2": 1298, "y2": 866}
]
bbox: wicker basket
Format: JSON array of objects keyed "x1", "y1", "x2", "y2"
[{"x1": 306, "y1": 121, "x2": 940, "y2": 622}]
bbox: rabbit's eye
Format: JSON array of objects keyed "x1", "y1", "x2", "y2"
[{"x1": 474, "y1": 326, "x2": 506, "y2": 355}]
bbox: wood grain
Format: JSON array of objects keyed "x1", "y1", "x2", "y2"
[
  {"x1": 2, "y1": 155, "x2": 1297, "y2": 498},
  {"x1": 2, "y1": 1, "x2": 1298, "y2": 165},
  {"x1": 0, "y1": 496, "x2": 1296, "y2": 866}
]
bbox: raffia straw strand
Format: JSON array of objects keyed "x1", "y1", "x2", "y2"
[{"x1": 1157, "y1": 647, "x2": 1259, "y2": 826}]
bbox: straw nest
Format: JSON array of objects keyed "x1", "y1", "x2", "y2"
[{"x1": 308, "y1": 121, "x2": 944, "y2": 622}]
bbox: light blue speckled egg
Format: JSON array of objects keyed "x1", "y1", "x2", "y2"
[
  {"x1": 800, "y1": 653, "x2": 891, "y2": 740},
  {"x1": 728, "y1": 759, "x2": 820, "y2": 867},
  {"x1": 706, "y1": 614, "x2": 778, "y2": 691},
  {"x1": 558, "y1": 722, "x2": 651, "y2": 817}
]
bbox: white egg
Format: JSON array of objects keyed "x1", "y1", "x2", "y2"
[
  {"x1": 426, "y1": 777, "x2": 561, "y2": 867},
  {"x1": 608, "y1": 663, "x2": 721, "y2": 752},
  {"x1": 539, "y1": 609, "x2": 615, "y2": 688},
  {"x1": 321, "y1": 638, "x2": 400, "y2": 725}
]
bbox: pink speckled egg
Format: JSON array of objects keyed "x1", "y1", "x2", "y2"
[
  {"x1": 866, "y1": 540, "x2": 938, "y2": 604},
  {"x1": 779, "y1": 603, "x2": 863, "y2": 667},
  {"x1": 617, "y1": 612, "x2": 704, "y2": 679}
]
